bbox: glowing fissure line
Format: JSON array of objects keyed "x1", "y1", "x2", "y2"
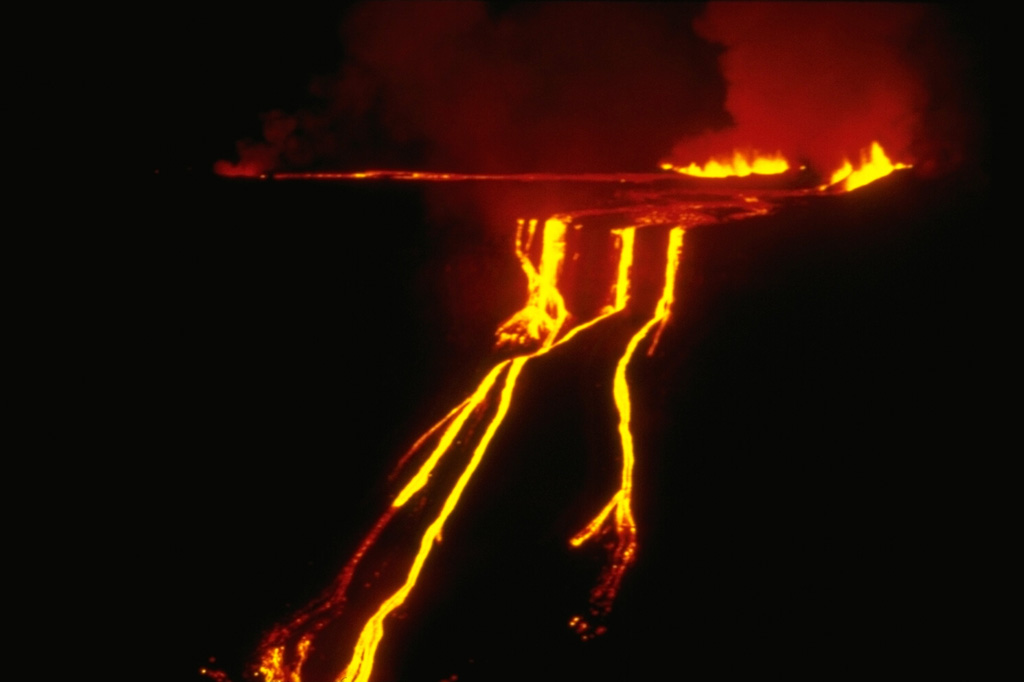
[
  {"x1": 570, "y1": 227, "x2": 684, "y2": 624},
  {"x1": 340, "y1": 311, "x2": 628, "y2": 682}
]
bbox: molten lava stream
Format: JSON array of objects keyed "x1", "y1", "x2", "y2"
[
  {"x1": 827, "y1": 141, "x2": 910, "y2": 192},
  {"x1": 242, "y1": 215, "x2": 642, "y2": 682},
  {"x1": 661, "y1": 150, "x2": 789, "y2": 178},
  {"x1": 335, "y1": 216, "x2": 633, "y2": 682},
  {"x1": 569, "y1": 226, "x2": 684, "y2": 635},
  {"x1": 236, "y1": 210, "x2": 695, "y2": 682}
]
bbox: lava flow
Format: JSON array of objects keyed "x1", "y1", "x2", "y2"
[
  {"x1": 205, "y1": 149, "x2": 912, "y2": 682},
  {"x1": 568, "y1": 226, "x2": 683, "y2": 638},
  {"x1": 228, "y1": 207, "x2": 690, "y2": 682}
]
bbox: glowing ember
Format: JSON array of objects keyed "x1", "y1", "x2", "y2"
[
  {"x1": 661, "y1": 150, "x2": 790, "y2": 178},
  {"x1": 828, "y1": 141, "x2": 911, "y2": 192},
  {"x1": 199, "y1": 667, "x2": 231, "y2": 682},
  {"x1": 609, "y1": 228, "x2": 635, "y2": 314}
]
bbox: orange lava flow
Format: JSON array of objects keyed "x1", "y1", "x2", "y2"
[
  {"x1": 827, "y1": 141, "x2": 910, "y2": 192},
  {"x1": 202, "y1": 157, "x2": 917, "y2": 681},
  {"x1": 224, "y1": 215, "x2": 648, "y2": 682},
  {"x1": 570, "y1": 226, "x2": 684, "y2": 632},
  {"x1": 198, "y1": 667, "x2": 231, "y2": 682},
  {"x1": 339, "y1": 357, "x2": 526, "y2": 682},
  {"x1": 263, "y1": 170, "x2": 684, "y2": 183},
  {"x1": 611, "y1": 228, "x2": 635, "y2": 313},
  {"x1": 661, "y1": 150, "x2": 789, "y2": 178},
  {"x1": 495, "y1": 218, "x2": 569, "y2": 350},
  {"x1": 335, "y1": 216, "x2": 634, "y2": 682}
]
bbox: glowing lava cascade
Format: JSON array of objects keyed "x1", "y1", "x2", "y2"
[
  {"x1": 230, "y1": 212, "x2": 688, "y2": 682},
  {"x1": 568, "y1": 226, "x2": 683, "y2": 638},
  {"x1": 202, "y1": 145, "x2": 915, "y2": 682}
]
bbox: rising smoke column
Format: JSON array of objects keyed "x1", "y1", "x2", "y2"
[
  {"x1": 214, "y1": 1, "x2": 727, "y2": 176},
  {"x1": 667, "y1": 2, "x2": 981, "y2": 178}
]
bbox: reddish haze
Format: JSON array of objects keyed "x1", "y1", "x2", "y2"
[
  {"x1": 215, "y1": 2, "x2": 726, "y2": 176},
  {"x1": 669, "y1": 3, "x2": 978, "y2": 177},
  {"x1": 215, "y1": 2, "x2": 981, "y2": 179}
]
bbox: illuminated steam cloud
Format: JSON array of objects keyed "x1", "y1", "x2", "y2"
[
  {"x1": 216, "y1": 2, "x2": 982, "y2": 180},
  {"x1": 668, "y1": 2, "x2": 981, "y2": 177},
  {"x1": 215, "y1": 2, "x2": 727, "y2": 176}
]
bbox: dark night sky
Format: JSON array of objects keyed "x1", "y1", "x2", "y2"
[{"x1": 147, "y1": 3, "x2": 349, "y2": 171}]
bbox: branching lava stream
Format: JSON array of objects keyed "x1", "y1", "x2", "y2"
[{"x1": 204, "y1": 151, "x2": 911, "y2": 682}]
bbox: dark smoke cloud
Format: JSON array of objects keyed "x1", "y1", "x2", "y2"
[
  {"x1": 216, "y1": 2, "x2": 983, "y2": 178},
  {"x1": 215, "y1": 1, "x2": 727, "y2": 175},
  {"x1": 669, "y1": 2, "x2": 982, "y2": 177}
]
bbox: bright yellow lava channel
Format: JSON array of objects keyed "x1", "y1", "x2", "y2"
[
  {"x1": 569, "y1": 227, "x2": 684, "y2": 627},
  {"x1": 240, "y1": 215, "x2": 684, "y2": 682},
  {"x1": 336, "y1": 217, "x2": 639, "y2": 682}
]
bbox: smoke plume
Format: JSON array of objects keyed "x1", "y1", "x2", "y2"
[
  {"x1": 669, "y1": 2, "x2": 981, "y2": 177},
  {"x1": 215, "y1": 2, "x2": 726, "y2": 175},
  {"x1": 215, "y1": 2, "x2": 983, "y2": 178}
]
